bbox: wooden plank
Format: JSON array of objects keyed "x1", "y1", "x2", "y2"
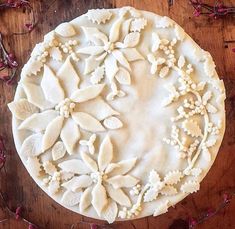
[{"x1": 0, "y1": 1, "x2": 234, "y2": 228}]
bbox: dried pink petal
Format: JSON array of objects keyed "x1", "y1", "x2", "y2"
[{"x1": 15, "y1": 206, "x2": 22, "y2": 220}]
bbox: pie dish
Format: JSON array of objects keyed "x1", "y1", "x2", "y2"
[{"x1": 8, "y1": 6, "x2": 226, "y2": 223}]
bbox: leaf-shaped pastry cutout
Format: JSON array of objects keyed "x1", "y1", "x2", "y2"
[
  {"x1": 77, "y1": 97, "x2": 119, "y2": 121},
  {"x1": 212, "y1": 80, "x2": 224, "y2": 93},
  {"x1": 60, "y1": 171, "x2": 74, "y2": 181},
  {"x1": 50, "y1": 47, "x2": 63, "y2": 61},
  {"x1": 151, "y1": 32, "x2": 161, "y2": 52},
  {"x1": 61, "y1": 190, "x2": 82, "y2": 207},
  {"x1": 81, "y1": 152, "x2": 98, "y2": 172},
  {"x1": 31, "y1": 43, "x2": 44, "y2": 56},
  {"x1": 157, "y1": 57, "x2": 166, "y2": 65},
  {"x1": 178, "y1": 55, "x2": 185, "y2": 69},
  {"x1": 104, "y1": 54, "x2": 119, "y2": 81},
  {"x1": 115, "y1": 67, "x2": 131, "y2": 85},
  {"x1": 189, "y1": 168, "x2": 202, "y2": 177},
  {"x1": 182, "y1": 120, "x2": 202, "y2": 137},
  {"x1": 196, "y1": 82, "x2": 206, "y2": 91},
  {"x1": 60, "y1": 118, "x2": 80, "y2": 155},
  {"x1": 107, "y1": 175, "x2": 139, "y2": 189},
  {"x1": 147, "y1": 53, "x2": 155, "y2": 64},
  {"x1": 153, "y1": 200, "x2": 169, "y2": 216},
  {"x1": 174, "y1": 25, "x2": 185, "y2": 41},
  {"x1": 123, "y1": 32, "x2": 140, "y2": 48},
  {"x1": 92, "y1": 183, "x2": 108, "y2": 216},
  {"x1": 72, "y1": 112, "x2": 105, "y2": 132},
  {"x1": 203, "y1": 53, "x2": 216, "y2": 77},
  {"x1": 43, "y1": 30, "x2": 55, "y2": 43},
  {"x1": 98, "y1": 135, "x2": 113, "y2": 172},
  {"x1": 103, "y1": 117, "x2": 123, "y2": 130},
  {"x1": 48, "y1": 179, "x2": 60, "y2": 195},
  {"x1": 162, "y1": 96, "x2": 174, "y2": 107},
  {"x1": 162, "y1": 84, "x2": 179, "y2": 107},
  {"x1": 106, "y1": 185, "x2": 131, "y2": 207},
  {"x1": 130, "y1": 18, "x2": 147, "y2": 32},
  {"x1": 55, "y1": 22, "x2": 76, "y2": 37},
  {"x1": 151, "y1": 62, "x2": 160, "y2": 74},
  {"x1": 20, "y1": 133, "x2": 43, "y2": 157},
  {"x1": 86, "y1": 9, "x2": 112, "y2": 24},
  {"x1": 22, "y1": 59, "x2": 43, "y2": 77},
  {"x1": 161, "y1": 39, "x2": 170, "y2": 45},
  {"x1": 8, "y1": 99, "x2": 39, "y2": 121},
  {"x1": 156, "y1": 16, "x2": 173, "y2": 28},
  {"x1": 193, "y1": 47, "x2": 204, "y2": 62},
  {"x1": 22, "y1": 82, "x2": 54, "y2": 110},
  {"x1": 42, "y1": 116, "x2": 64, "y2": 152},
  {"x1": 206, "y1": 138, "x2": 217, "y2": 148},
  {"x1": 80, "y1": 187, "x2": 92, "y2": 212},
  {"x1": 102, "y1": 199, "x2": 118, "y2": 224},
  {"x1": 52, "y1": 141, "x2": 66, "y2": 161},
  {"x1": 27, "y1": 157, "x2": 41, "y2": 177},
  {"x1": 180, "y1": 181, "x2": 200, "y2": 194},
  {"x1": 202, "y1": 147, "x2": 211, "y2": 162},
  {"x1": 159, "y1": 66, "x2": 169, "y2": 78},
  {"x1": 216, "y1": 93, "x2": 226, "y2": 104},
  {"x1": 84, "y1": 55, "x2": 105, "y2": 75},
  {"x1": 91, "y1": 65, "x2": 105, "y2": 84},
  {"x1": 57, "y1": 56, "x2": 80, "y2": 97},
  {"x1": 151, "y1": 64, "x2": 159, "y2": 74},
  {"x1": 62, "y1": 175, "x2": 92, "y2": 192},
  {"x1": 202, "y1": 91, "x2": 212, "y2": 105},
  {"x1": 70, "y1": 84, "x2": 105, "y2": 103},
  {"x1": 43, "y1": 161, "x2": 57, "y2": 175},
  {"x1": 148, "y1": 170, "x2": 161, "y2": 184},
  {"x1": 120, "y1": 18, "x2": 132, "y2": 39},
  {"x1": 35, "y1": 150, "x2": 51, "y2": 164},
  {"x1": 164, "y1": 171, "x2": 182, "y2": 185},
  {"x1": 206, "y1": 103, "x2": 217, "y2": 113},
  {"x1": 128, "y1": 7, "x2": 141, "y2": 17},
  {"x1": 41, "y1": 65, "x2": 65, "y2": 104},
  {"x1": 121, "y1": 48, "x2": 144, "y2": 62},
  {"x1": 109, "y1": 17, "x2": 123, "y2": 43},
  {"x1": 160, "y1": 186, "x2": 177, "y2": 196},
  {"x1": 18, "y1": 110, "x2": 58, "y2": 132},
  {"x1": 106, "y1": 158, "x2": 137, "y2": 176},
  {"x1": 97, "y1": 53, "x2": 108, "y2": 61},
  {"x1": 80, "y1": 136, "x2": 96, "y2": 149},
  {"x1": 104, "y1": 164, "x2": 120, "y2": 174},
  {"x1": 77, "y1": 46, "x2": 104, "y2": 55},
  {"x1": 112, "y1": 50, "x2": 130, "y2": 71},
  {"x1": 148, "y1": 60, "x2": 161, "y2": 75},
  {"x1": 58, "y1": 159, "x2": 90, "y2": 174},
  {"x1": 143, "y1": 187, "x2": 158, "y2": 202},
  {"x1": 81, "y1": 27, "x2": 108, "y2": 45}
]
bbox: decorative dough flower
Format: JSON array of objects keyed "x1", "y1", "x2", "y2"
[
  {"x1": 59, "y1": 135, "x2": 139, "y2": 223},
  {"x1": 77, "y1": 10, "x2": 146, "y2": 100},
  {"x1": 9, "y1": 57, "x2": 120, "y2": 156}
]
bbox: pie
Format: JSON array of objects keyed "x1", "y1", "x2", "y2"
[{"x1": 8, "y1": 6, "x2": 226, "y2": 223}]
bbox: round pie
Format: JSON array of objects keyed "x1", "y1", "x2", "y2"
[{"x1": 8, "y1": 6, "x2": 226, "y2": 223}]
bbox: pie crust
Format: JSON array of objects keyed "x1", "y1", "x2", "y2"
[{"x1": 8, "y1": 7, "x2": 226, "y2": 223}]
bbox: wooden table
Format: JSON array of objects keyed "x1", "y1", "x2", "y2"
[{"x1": 0, "y1": 0, "x2": 235, "y2": 228}]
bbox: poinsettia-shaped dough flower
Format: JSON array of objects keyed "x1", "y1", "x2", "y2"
[
  {"x1": 59, "y1": 135, "x2": 139, "y2": 223},
  {"x1": 10, "y1": 57, "x2": 120, "y2": 156},
  {"x1": 77, "y1": 11, "x2": 145, "y2": 86}
]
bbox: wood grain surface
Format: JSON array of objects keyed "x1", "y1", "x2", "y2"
[{"x1": 0, "y1": 0, "x2": 235, "y2": 228}]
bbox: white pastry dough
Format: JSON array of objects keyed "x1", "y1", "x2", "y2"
[{"x1": 9, "y1": 6, "x2": 225, "y2": 223}]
